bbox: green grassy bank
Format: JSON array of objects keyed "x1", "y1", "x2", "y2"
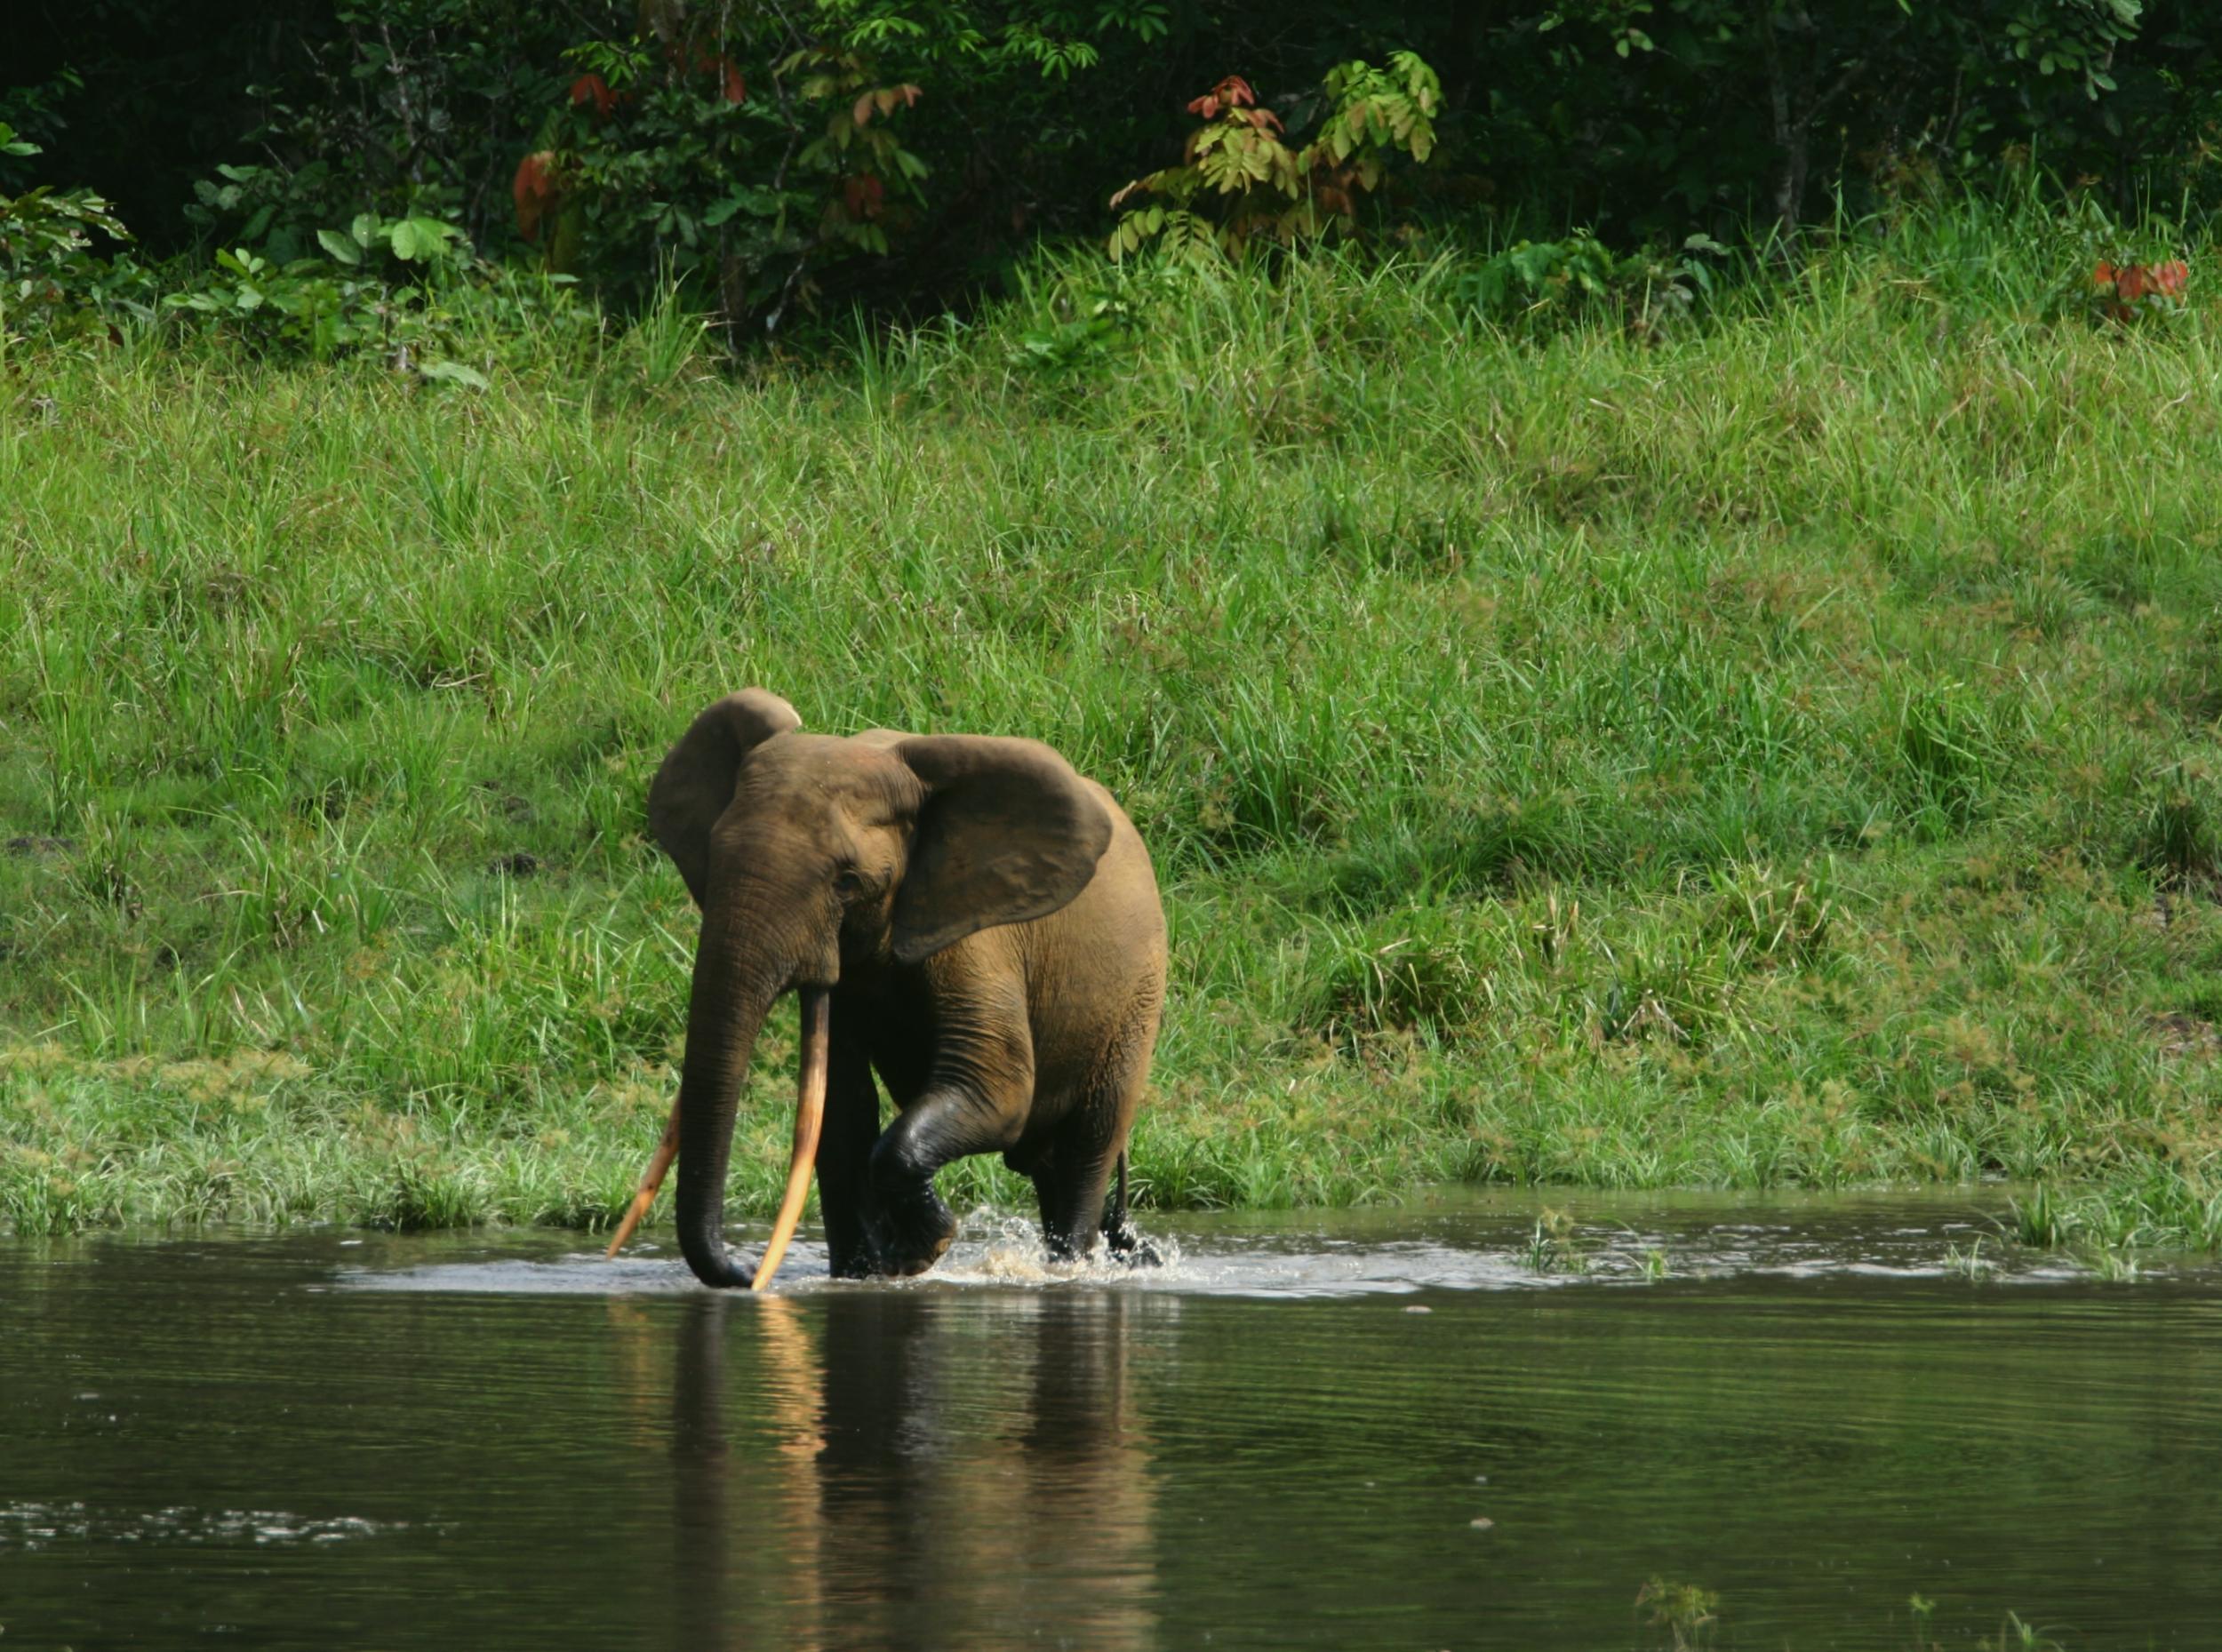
[{"x1": 6, "y1": 220, "x2": 2222, "y2": 1256}]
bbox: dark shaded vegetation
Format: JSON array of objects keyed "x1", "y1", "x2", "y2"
[{"x1": 7, "y1": 0, "x2": 2221, "y2": 340}]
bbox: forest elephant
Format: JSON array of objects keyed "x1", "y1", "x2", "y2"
[{"x1": 611, "y1": 689, "x2": 1167, "y2": 1289}]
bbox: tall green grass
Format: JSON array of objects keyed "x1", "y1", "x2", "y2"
[{"x1": 5, "y1": 202, "x2": 2221, "y2": 1251}]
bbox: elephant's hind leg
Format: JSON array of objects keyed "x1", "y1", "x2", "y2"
[
  {"x1": 1032, "y1": 1135, "x2": 1117, "y2": 1265},
  {"x1": 1035, "y1": 990, "x2": 1163, "y2": 1265}
]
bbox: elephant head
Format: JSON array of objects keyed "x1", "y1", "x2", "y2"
[{"x1": 646, "y1": 689, "x2": 1113, "y2": 1289}]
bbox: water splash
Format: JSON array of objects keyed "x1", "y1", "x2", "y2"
[
  {"x1": 923, "y1": 1207, "x2": 1187, "y2": 1286},
  {"x1": 332, "y1": 1191, "x2": 2114, "y2": 1297}
]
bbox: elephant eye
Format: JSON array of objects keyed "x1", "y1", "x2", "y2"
[{"x1": 834, "y1": 866, "x2": 868, "y2": 897}]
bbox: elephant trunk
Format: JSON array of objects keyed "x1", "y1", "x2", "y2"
[{"x1": 673, "y1": 911, "x2": 787, "y2": 1290}]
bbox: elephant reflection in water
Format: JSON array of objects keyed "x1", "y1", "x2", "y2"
[{"x1": 671, "y1": 1289, "x2": 1170, "y2": 1651}]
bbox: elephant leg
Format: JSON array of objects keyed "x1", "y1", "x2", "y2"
[
  {"x1": 1045, "y1": 996, "x2": 1163, "y2": 1265},
  {"x1": 814, "y1": 1025, "x2": 883, "y2": 1280},
  {"x1": 1033, "y1": 1138, "x2": 1117, "y2": 1264},
  {"x1": 867, "y1": 1081, "x2": 1025, "y2": 1276}
]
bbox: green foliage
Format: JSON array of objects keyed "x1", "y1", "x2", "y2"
[
  {"x1": 156, "y1": 211, "x2": 579, "y2": 379},
  {"x1": 188, "y1": 164, "x2": 356, "y2": 266},
  {"x1": 1109, "y1": 54, "x2": 1443, "y2": 262},
  {"x1": 1636, "y1": 1576, "x2": 1720, "y2": 1650},
  {"x1": 536, "y1": 34, "x2": 931, "y2": 325},
  {"x1": 175, "y1": 1, "x2": 579, "y2": 259},
  {"x1": 0, "y1": 72, "x2": 79, "y2": 192},
  {"x1": 813, "y1": 0, "x2": 1171, "y2": 76},
  {"x1": 2014, "y1": 1166, "x2": 2222, "y2": 1254},
  {"x1": 1456, "y1": 229, "x2": 1730, "y2": 336},
  {"x1": 13, "y1": 0, "x2": 2222, "y2": 333},
  {"x1": 0, "y1": 122, "x2": 133, "y2": 347},
  {"x1": 1525, "y1": 1209, "x2": 1591, "y2": 1273},
  {"x1": 1508, "y1": 0, "x2": 2167, "y2": 237},
  {"x1": 1303, "y1": 904, "x2": 1505, "y2": 1045}
]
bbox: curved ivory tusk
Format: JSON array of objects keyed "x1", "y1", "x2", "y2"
[
  {"x1": 605, "y1": 1100, "x2": 682, "y2": 1258},
  {"x1": 751, "y1": 986, "x2": 829, "y2": 1291}
]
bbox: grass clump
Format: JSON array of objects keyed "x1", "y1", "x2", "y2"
[{"x1": 7, "y1": 204, "x2": 2222, "y2": 1249}]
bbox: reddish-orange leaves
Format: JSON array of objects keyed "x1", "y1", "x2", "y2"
[
  {"x1": 514, "y1": 151, "x2": 563, "y2": 241},
  {"x1": 851, "y1": 84, "x2": 923, "y2": 127},
  {"x1": 1187, "y1": 76, "x2": 1258, "y2": 119},
  {"x1": 679, "y1": 50, "x2": 745, "y2": 104},
  {"x1": 569, "y1": 73, "x2": 616, "y2": 120},
  {"x1": 2093, "y1": 258, "x2": 2190, "y2": 319},
  {"x1": 569, "y1": 54, "x2": 740, "y2": 122},
  {"x1": 843, "y1": 174, "x2": 886, "y2": 219},
  {"x1": 1186, "y1": 76, "x2": 1280, "y2": 132}
]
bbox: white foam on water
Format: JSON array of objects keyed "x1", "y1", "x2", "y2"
[
  {"x1": 335, "y1": 1251, "x2": 708, "y2": 1295},
  {"x1": 330, "y1": 1195, "x2": 2116, "y2": 1298},
  {"x1": 0, "y1": 1501, "x2": 407, "y2": 1552}
]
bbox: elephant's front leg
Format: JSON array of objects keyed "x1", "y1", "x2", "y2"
[
  {"x1": 814, "y1": 1026, "x2": 884, "y2": 1280},
  {"x1": 866, "y1": 1078, "x2": 1027, "y2": 1276}
]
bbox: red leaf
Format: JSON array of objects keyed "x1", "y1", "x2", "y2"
[
  {"x1": 843, "y1": 174, "x2": 886, "y2": 219},
  {"x1": 568, "y1": 73, "x2": 615, "y2": 121},
  {"x1": 2097, "y1": 259, "x2": 2189, "y2": 315},
  {"x1": 674, "y1": 50, "x2": 746, "y2": 103},
  {"x1": 514, "y1": 151, "x2": 562, "y2": 242},
  {"x1": 1189, "y1": 76, "x2": 1258, "y2": 120}
]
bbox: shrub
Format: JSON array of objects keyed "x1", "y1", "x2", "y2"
[
  {"x1": 155, "y1": 210, "x2": 596, "y2": 376},
  {"x1": 1108, "y1": 54, "x2": 1443, "y2": 264},
  {"x1": 0, "y1": 122, "x2": 134, "y2": 346},
  {"x1": 1454, "y1": 230, "x2": 1730, "y2": 338}
]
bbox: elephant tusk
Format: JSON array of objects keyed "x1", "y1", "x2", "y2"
[
  {"x1": 751, "y1": 986, "x2": 829, "y2": 1291},
  {"x1": 605, "y1": 1099, "x2": 682, "y2": 1258}
]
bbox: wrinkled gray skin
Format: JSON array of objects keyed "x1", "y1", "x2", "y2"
[{"x1": 651, "y1": 689, "x2": 1167, "y2": 1288}]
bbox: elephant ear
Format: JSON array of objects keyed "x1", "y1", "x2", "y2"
[
  {"x1": 649, "y1": 689, "x2": 802, "y2": 906},
  {"x1": 890, "y1": 736, "x2": 1114, "y2": 964}
]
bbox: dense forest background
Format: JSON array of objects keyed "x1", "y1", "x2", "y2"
[{"x1": 6, "y1": 1, "x2": 2219, "y2": 337}]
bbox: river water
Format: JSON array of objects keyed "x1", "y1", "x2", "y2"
[{"x1": 4, "y1": 1190, "x2": 2218, "y2": 1649}]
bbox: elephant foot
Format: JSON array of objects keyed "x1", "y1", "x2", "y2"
[
  {"x1": 870, "y1": 1189, "x2": 958, "y2": 1277},
  {"x1": 826, "y1": 1247, "x2": 877, "y2": 1281},
  {"x1": 1103, "y1": 1223, "x2": 1165, "y2": 1268}
]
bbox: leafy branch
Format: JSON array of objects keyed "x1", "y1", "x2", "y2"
[{"x1": 1107, "y1": 52, "x2": 1443, "y2": 263}]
